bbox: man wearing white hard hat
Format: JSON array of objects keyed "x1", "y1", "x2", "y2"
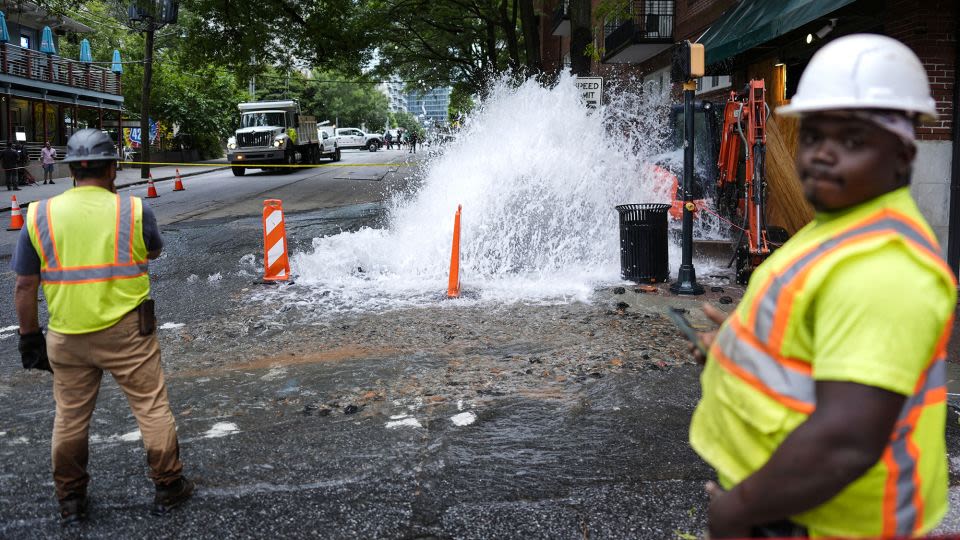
[{"x1": 687, "y1": 34, "x2": 956, "y2": 537}]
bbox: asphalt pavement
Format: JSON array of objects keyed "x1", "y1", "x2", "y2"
[{"x1": 0, "y1": 146, "x2": 959, "y2": 538}]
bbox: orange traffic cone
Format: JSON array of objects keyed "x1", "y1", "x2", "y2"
[
  {"x1": 7, "y1": 195, "x2": 23, "y2": 231},
  {"x1": 447, "y1": 204, "x2": 462, "y2": 298},
  {"x1": 145, "y1": 175, "x2": 159, "y2": 198},
  {"x1": 261, "y1": 199, "x2": 290, "y2": 282},
  {"x1": 173, "y1": 169, "x2": 185, "y2": 192}
]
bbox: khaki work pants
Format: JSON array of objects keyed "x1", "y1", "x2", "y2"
[{"x1": 47, "y1": 310, "x2": 183, "y2": 501}]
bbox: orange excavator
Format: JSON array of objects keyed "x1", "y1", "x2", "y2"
[
  {"x1": 716, "y1": 79, "x2": 778, "y2": 284},
  {"x1": 660, "y1": 79, "x2": 787, "y2": 284}
]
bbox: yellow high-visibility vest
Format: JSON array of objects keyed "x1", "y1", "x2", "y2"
[
  {"x1": 27, "y1": 186, "x2": 150, "y2": 334},
  {"x1": 690, "y1": 188, "x2": 956, "y2": 538}
]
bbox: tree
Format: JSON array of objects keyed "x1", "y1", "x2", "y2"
[
  {"x1": 447, "y1": 84, "x2": 475, "y2": 121},
  {"x1": 370, "y1": 0, "x2": 545, "y2": 96},
  {"x1": 569, "y1": 0, "x2": 592, "y2": 76}
]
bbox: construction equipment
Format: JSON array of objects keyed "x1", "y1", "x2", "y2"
[{"x1": 716, "y1": 80, "x2": 786, "y2": 284}]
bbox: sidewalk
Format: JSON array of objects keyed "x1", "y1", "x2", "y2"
[{"x1": 0, "y1": 158, "x2": 229, "y2": 211}]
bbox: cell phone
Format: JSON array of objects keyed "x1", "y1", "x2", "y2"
[
  {"x1": 666, "y1": 308, "x2": 708, "y2": 357},
  {"x1": 137, "y1": 299, "x2": 156, "y2": 336}
]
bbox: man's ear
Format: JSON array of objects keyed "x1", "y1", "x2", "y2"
[{"x1": 896, "y1": 140, "x2": 917, "y2": 186}]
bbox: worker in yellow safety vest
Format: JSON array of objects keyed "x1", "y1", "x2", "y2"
[
  {"x1": 688, "y1": 34, "x2": 956, "y2": 538},
  {"x1": 12, "y1": 129, "x2": 193, "y2": 526}
]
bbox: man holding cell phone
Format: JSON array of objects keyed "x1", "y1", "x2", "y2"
[{"x1": 687, "y1": 35, "x2": 955, "y2": 538}]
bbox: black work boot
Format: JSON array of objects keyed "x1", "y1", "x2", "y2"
[
  {"x1": 152, "y1": 476, "x2": 194, "y2": 515},
  {"x1": 59, "y1": 495, "x2": 89, "y2": 527}
]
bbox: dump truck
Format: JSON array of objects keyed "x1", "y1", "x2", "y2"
[{"x1": 226, "y1": 100, "x2": 320, "y2": 176}]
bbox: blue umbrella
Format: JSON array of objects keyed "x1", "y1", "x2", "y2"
[
  {"x1": 111, "y1": 49, "x2": 122, "y2": 73},
  {"x1": 39, "y1": 26, "x2": 55, "y2": 54},
  {"x1": 79, "y1": 39, "x2": 92, "y2": 62},
  {"x1": 0, "y1": 12, "x2": 9, "y2": 43}
]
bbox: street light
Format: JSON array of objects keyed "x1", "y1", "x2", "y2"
[{"x1": 115, "y1": 0, "x2": 179, "y2": 179}]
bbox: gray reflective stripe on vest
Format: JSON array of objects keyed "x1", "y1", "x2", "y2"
[
  {"x1": 115, "y1": 195, "x2": 133, "y2": 264},
  {"x1": 887, "y1": 358, "x2": 945, "y2": 535},
  {"x1": 33, "y1": 199, "x2": 59, "y2": 269},
  {"x1": 716, "y1": 324, "x2": 815, "y2": 408},
  {"x1": 755, "y1": 217, "x2": 942, "y2": 343},
  {"x1": 41, "y1": 262, "x2": 148, "y2": 283}
]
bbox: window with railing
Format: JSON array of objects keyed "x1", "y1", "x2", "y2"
[{"x1": 605, "y1": 0, "x2": 674, "y2": 40}]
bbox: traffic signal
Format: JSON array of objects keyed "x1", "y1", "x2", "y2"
[{"x1": 671, "y1": 41, "x2": 705, "y2": 82}]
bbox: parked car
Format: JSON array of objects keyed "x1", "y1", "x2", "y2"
[
  {"x1": 334, "y1": 128, "x2": 383, "y2": 152},
  {"x1": 317, "y1": 129, "x2": 341, "y2": 161}
]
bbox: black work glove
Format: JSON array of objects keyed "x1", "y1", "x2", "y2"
[{"x1": 18, "y1": 330, "x2": 52, "y2": 373}]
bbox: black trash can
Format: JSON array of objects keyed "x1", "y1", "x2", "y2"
[{"x1": 615, "y1": 203, "x2": 670, "y2": 283}]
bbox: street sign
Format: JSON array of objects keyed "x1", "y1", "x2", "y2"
[{"x1": 575, "y1": 77, "x2": 603, "y2": 107}]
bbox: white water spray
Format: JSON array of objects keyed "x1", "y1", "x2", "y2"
[{"x1": 284, "y1": 74, "x2": 702, "y2": 312}]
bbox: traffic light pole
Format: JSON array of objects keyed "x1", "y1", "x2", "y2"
[{"x1": 670, "y1": 80, "x2": 704, "y2": 296}]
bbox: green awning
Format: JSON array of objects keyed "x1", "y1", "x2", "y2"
[{"x1": 701, "y1": 0, "x2": 855, "y2": 65}]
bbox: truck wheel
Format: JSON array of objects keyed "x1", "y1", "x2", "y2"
[
  {"x1": 232, "y1": 166, "x2": 246, "y2": 177},
  {"x1": 284, "y1": 150, "x2": 296, "y2": 173},
  {"x1": 367, "y1": 140, "x2": 380, "y2": 152},
  {"x1": 333, "y1": 147, "x2": 341, "y2": 162}
]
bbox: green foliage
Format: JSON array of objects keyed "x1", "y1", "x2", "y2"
[
  {"x1": 388, "y1": 111, "x2": 424, "y2": 138},
  {"x1": 370, "y1": 0, "x2": 543, "y2": 96},
  {"x1": 251, "y1": 68, "x2": 390, "y2": 131},
  {"x1": 447, "y1": 85, "x2": 475, "y2": 121}
]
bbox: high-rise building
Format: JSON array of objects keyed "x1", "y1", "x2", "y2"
[
  {"x1": 378, "y1": 80, "x2": 407, "y2": 114},
  {"x1": 405, "y1": 87, "x2": 451, "y2": 127}
]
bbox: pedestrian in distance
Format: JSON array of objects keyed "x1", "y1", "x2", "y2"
[
  {"x1": 2, "y1": 143, "x2": 20, "y2": 191},
  {"x1": 409, "y1": 131, "x2": 418, "y2": 154},
  {"x1": 12, "y1": 129, "x2": 194, "y2": 527},
  {"x1": 16, "y1": 142, "x2": 28, "y2": 186},
  {"x1": 687, "y1": 34, "x2": 955, "y2": 538},
  {"x1": 41, "y1": 140, "x2": 56, "y2": 184},
  {"x1": 385, "y1": 130, "x2": 393, "y2": 150}
]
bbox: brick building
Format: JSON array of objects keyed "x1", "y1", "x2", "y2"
[{"x1": 539, "y1": 0, "x2": 960, "y2": 272}]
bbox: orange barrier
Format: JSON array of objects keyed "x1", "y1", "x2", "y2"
[
  {"x1": 173, "y1": 168, "x2": 185, "y2": 192},
  {"x1": 145, "y1": 175, "x2": 159, "y2": 199},
  {"x1": 447, "y1": 204, "x2": 462, "y2": 298},
  {"x1": 7, "y1": 195, "x2": 23, "y2": 231},
  {"x1": 262, "y1": 199, "x2": 290, "y2": 281}
]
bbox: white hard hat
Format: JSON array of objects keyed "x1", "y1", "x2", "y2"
[{"x1": 777, "y1": 34, "x2": 937, "y2": 121}]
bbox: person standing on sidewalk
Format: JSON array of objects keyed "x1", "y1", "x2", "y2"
[
  {"x1": 12, "y1": 129, "x2": 193, "y2": 526},
  {"x1": 688, "y1": 35, "x2": 955, "y2": 538},
  {"x1": 41, "y1": 141, "x2": 56, "y2": 184},
  {"x1": 2, "y1": 143, "x2": 20, "y2": 191}
]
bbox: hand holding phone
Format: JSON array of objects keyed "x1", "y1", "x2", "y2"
[{"x1": 666, "y1": 308, "x2": 709, "y2": 357}]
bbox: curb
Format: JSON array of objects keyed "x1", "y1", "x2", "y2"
[{"x1": 0, "y1": 166, "x2": 229, "y2": 214}]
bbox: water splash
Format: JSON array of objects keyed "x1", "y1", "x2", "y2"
[{"x1": 280, "y1": 74, "x2": 711, "y2": 313}]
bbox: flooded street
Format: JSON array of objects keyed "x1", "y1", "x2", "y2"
[{"x1": 2, "y1": 77, "x2": 960, "y2": 538}]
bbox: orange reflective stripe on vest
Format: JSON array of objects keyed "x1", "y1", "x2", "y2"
[
  {"x1": 882, "y1": 319, "x2": 951, "y2": 536},
  {"x1": 748, "y1": 210, "x2": 948, "y2": 353},
  {"x1": 713, "y1": 209, "x2": 952, "y2": 534},
  {"x1": 34, "y1": 195, "x2": 148, "y2": 284}
]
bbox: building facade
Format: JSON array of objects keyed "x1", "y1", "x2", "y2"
[
  {"x1": 539, "y1": 0, "x2": 960, "y2": 273},
  {"x1": 405, "y1": 87, "x2": 451, "y2": 127}
]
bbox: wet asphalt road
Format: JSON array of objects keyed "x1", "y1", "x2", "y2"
[{"x1": 1, "y1": 148, "x2": 959, "y2": 538}]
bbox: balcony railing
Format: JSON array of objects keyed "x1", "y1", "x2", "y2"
[
  {"x1": 603, "y1": 0, "x2": 674, "y2": 64},
  {"x1": 0, "y1": 43, "x2": 122, "y2": 96}
]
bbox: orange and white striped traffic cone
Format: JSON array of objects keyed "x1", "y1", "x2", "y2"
[
  {"x1": 145, "y1": 175, "x2": 159, "y2": 198},
  {"x1": 173, "y1": 169, "x2": 185, "y2": 192},
  {"x1": 6, "y1": 195, "x2": 23, "y2": 231},
  {"x1": 261, "y1": 199, "x2": 290, "y2": 281}
]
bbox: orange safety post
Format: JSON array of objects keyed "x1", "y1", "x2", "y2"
[
  {"x1": 447, "y1": 204, "x2": 462, "y2": 298},
  {"x1": 173, "y1": 168, "x2": 185, "y2": 191},
  {"x1": 145, "y1": 174, "x2": 159, "y2": 198},
  {"x1": 7, "y1": 195, "x2": 23, "y2": 231},
  {"x1": 262, "y1": 199, "x2": 290, "y2": 281}
]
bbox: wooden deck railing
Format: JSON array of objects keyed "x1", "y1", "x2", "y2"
[{"x1": 0, "y1": 43, "x2": 122, "y2": 96}]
